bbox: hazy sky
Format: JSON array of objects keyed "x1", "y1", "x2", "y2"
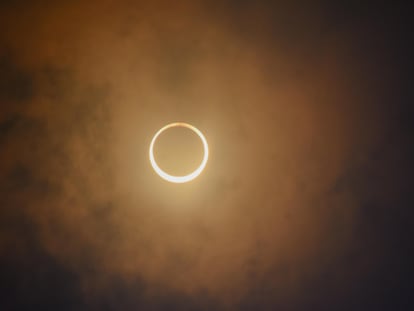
[{"x1": 0, "y1": 1, "x2": 413, "y2": 310}]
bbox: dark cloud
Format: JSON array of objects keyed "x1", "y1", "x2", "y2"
[
  {"x1": 0, "y1": 54, "x2": 34, "y2": 103},
  {"x1": 0, "y1": 244, "x2": 84, "y2": 310},
  {"x1": 85, "y1": 278, "x2": 221, "y2": 311},
  {"x1": 0, "y1": 115, "x2": 19, "y2": 142}
]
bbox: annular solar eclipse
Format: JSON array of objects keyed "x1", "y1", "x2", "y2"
[{"x1": 149, "y1": 122, "x2": 209, "y2": 183}]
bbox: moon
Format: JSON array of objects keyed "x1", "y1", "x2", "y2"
[{"x1": 149, "y1": 122, "x2": 209, "y2": 183}]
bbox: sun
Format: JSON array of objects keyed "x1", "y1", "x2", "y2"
[{"x1": 149, "y1": 122, "x2": 209, "y2": 183}]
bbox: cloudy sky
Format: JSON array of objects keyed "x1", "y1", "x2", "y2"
[{"x1": 0, "y1": 1, "x2": 413, "y2": 310}]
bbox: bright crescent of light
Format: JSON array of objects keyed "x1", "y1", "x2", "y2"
[{"x1": 149, "y1": 122, "x2": 209, "y2": 183}]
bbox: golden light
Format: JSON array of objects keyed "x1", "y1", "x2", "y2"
[{"x1": 149, "y1": 122, "x2": 209, "y2": 183}]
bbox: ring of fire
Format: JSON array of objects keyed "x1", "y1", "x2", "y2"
[{"x1": 149, "y1": 122, "x2": 209, "y2": 183}]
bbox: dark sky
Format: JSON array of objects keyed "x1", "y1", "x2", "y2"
[{"x1": 0, "y1": 1, "x2": 413, "y2": 310}]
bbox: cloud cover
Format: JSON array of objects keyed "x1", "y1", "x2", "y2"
[{"x1": 0, "y1": 1, "x2": 413, "y2": 309}]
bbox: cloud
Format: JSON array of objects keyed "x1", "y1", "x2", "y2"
[
  {"x1": 0, "y1": 1, "x2": 413, "y2": 310},
  {"x1": 0, "y1": 54, "x2": 34, "y2": 103}
]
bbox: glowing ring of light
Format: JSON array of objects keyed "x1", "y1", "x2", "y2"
[{"x1": 149, "y1": 122, "x2": 209, "y2": 183}]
